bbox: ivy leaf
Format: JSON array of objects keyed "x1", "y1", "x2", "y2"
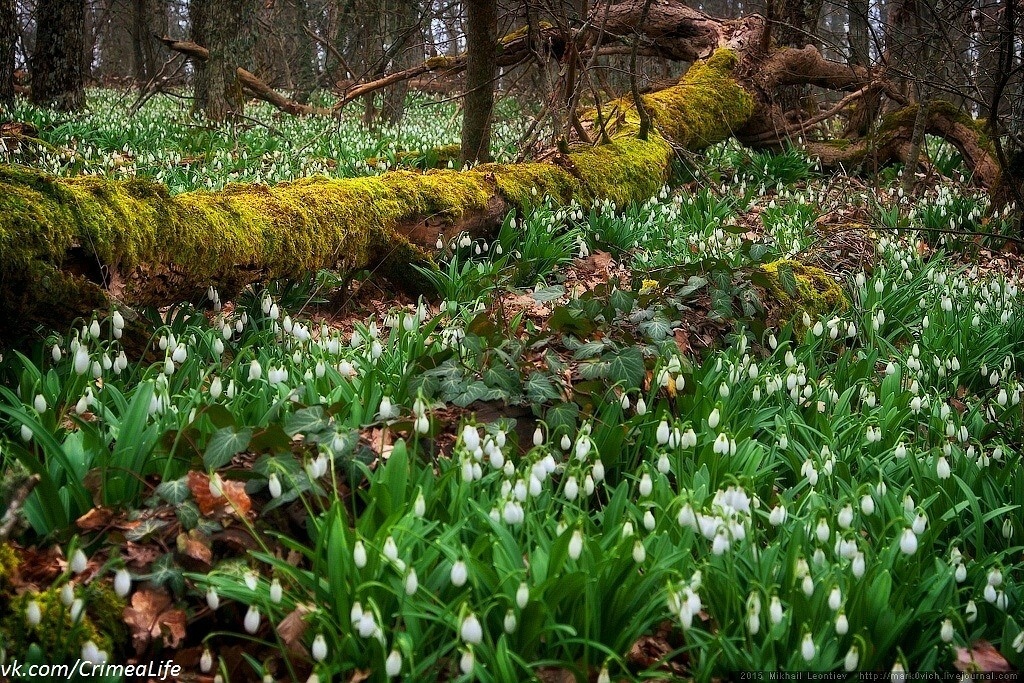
[
  {"x1": 526, "y1": 372, "x2": 560, "y2": 404},
  {"x1": 155, "y1": 476, "x2": 191, "y2": 505},
  {"x1": 777, "y1": 263, "x2": 798, "y2": 296},
  {"x1": 204, "y1": 426, "x2": 253, "y2": 469},
  {"x1": 532, "y1": 285, "x2": 565, "y2": 302},
  {"x1": 639, "y1": 315, "x2": 675, "y2": 340},
  {"x1": 605, "y1": 347, "x2": 645, "y2": 388},
  {"x1": 284, "y1": 406, "x2": 328, "y2": 437}
]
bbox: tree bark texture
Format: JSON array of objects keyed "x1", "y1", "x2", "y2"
[
  {"x1": 0, "y1": 0, "x2": 1005, "y2": 336},
  {"x1": 189, "y1": 0, "x2": 255, "y2": 120},
  {"x1": 0, "y1": 0, "x2": 15, "y2": 104},
  {"x1": 0, "y1": 47, "x2": 754, "y2": 334},
  {"x1": 461, "y1": 0, "x2": 498, "y2": 164},
  {"x1": 30, "y1": 0, "x2": 86, "y2": 111}
]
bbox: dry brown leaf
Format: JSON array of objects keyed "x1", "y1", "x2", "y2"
[
  {"x1": 176, "y1": 530, "x2": 212, "y2": 564},
  {"x1": 348, "y1": 670, "x2": 371, "y2": 683},
  {"x1": 276, "y1": 603, "x2": 313, "y2": 648},
  {"x1": 76, "y1": 507, "x2": 114, "y2": 531},
  {"x1": 123, "y1": 588, "x2": 187, "y2": 654},
  {"x1": 187, "y1": 471, "x2": 252, "y2": 517},
  {"x1": 954, "y1": 641, "x2": 1012, "y2": 673}
]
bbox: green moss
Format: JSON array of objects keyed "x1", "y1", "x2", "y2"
[
  {"x1": 364, "y1": 144, "x2": 462, "y2": 171},
  {"x1": 0, "y1": 583, "x2": 124, "y2": 660},
  {"x1": 0, "y1": 543, "x2": 18, "y2": 594},
  {"x1": 642, "y1": 48, "x2": 755, "y2": 150},
  {"x1": 499, "y1": 21, "x2": 553, "y2": 45},
  {"x1": 425, "y1": 55, "x2": 455, "y2": 70},
  {"x1": 760, "y1": 259, "x2": 847, "y2": 322},
  {"x1": 878, "y1": 103, "x2": 992, "y2": 151}
]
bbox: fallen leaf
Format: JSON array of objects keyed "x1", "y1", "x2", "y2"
[
  {"x1": 188, "y1": 471, "x2": 252, "y2": 517},
  {"x1": 76, "y1": 507, "x2": 114, "y2": 531},
  {"x1": 277, "y1": 603, "x2": 314, "y2": 657},
  {"x1": 176, "y1": 530, "x2": 212, "y2": 565},
  {"x1": 954, "y1": 641, "x2": 1011, "y2": 673},
  {"x1": 123, "y1": 588, "x2": 187, "y2": 654}
]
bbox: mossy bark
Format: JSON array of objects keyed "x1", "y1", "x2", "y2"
[{"x1": 0, "y1": 50, "x2": 753, "y2": 337}]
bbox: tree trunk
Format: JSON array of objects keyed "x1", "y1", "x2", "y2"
[
  {"x1": 291, "y1": 0, "x2": 317, "y2": 103},
  {"x1": 0, "y1": 47, "x2": 755, "y2": 335},
  {"x1": 0, "y1": 0, "x2": 14, "y2": 104},
  {"x1": 847, "y1": 0, "x2": 870, "y2": 66},
  {"x1": 461, "y1": 0, "x2": 498, "y2": 164},
  {"x1": 30, "y1": 0, "x2": 86, "y2": 111},
  {"x1": 190, "y1": 0, "x2": 254, "y2": 121}
]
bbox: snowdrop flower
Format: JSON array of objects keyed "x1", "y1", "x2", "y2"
[
  {"x1": 200, "y1": 648, "x2": 213, "y2": 673},
  {"x1": 71, "y1": 549, "x2": 88, "y2": 574},
  {"x1": 635, "y1": 397, "x2": 647, "y2": 415},
  {"x1": 113, "y1": 568, "x2": 132, "y2": 597},
  {"x1": 357, "y1": 610, "x2": 376, "y2": 638},
  {"x1": 860, "y1": 494, "x2": 875, "y2": 516},
  {"x1": 503, "y1": 609, "x2": 517, "y2": 634},
  {"x1": 353, "y1": 541, "x2": 367, "y2": 569},
  {"x1": 912, "y1": 513, "x2": 927, "y2": 535},
  {"x1": 460, "y1": 613, "x2": 483, "y2": 644},
  {"x1": 633, "y1": 541, "x2": 647, "y2": 563},
  {"x1": 836, "y1": 612, "x2": 849, "y2": 635},
  {"x1": 386, "y1": 650, "x2": 403, "y2": 677},
  {"x1": 900, "y1": 528, "x2": 918, "y2": 555},
  {"x1": 940, "y1": 619, "x2": 954, "y2": 643},
  {"x1": 311, "y1": 634, "x2": 327, "y2": 661},
  {"x1": 844, "y1": 645, "x2": 860, "y2": 671},
  {"x1": 206, "y1": 587, "x2": 220, "y2": 611},
  {"x1": 965, "y1": 600, "x2": 977, "y2": 623},
  {"x1": 268, "y1": 473, "x2": 282, "y2": 499},
  {"x1": 248, "y1": 359, "x2": 262, "y2": 381},
  {"x1": 568, "y1": 529, "x2": 584, "y2": 560},
  {"x1": 769, "y1": 504, "x2": 787, "y2": 526},
  {"x1": 851, "y1": 552, "x2": 866, "y2": 579},
  {"x1": 768, "y1": 596, "x2": 783, "y2": 625},
  {"x1": 708, "y1": 407, "x2": 721, "y2": 429},
  {"x1": 639, "y1": 473, "x2": 653, "y2": 497},
  {"x1": 244, "y1": 606, "x2": 260, "y2": 634},
  {"x1": 837, "y1": 505, "x2": 854, "y2": 530},
  {"x1": 1012, "y1": 631, "x2": 1024, "y2": 654},
  {"x1": 451, "y1": 560, "x2": 468, "y2": 587},
  {"x1": 516, "y1": 582, "x2": 530, "y2": 609},
  {"x1": 405, "y1": 569, "x2": 419, "y2": 595},
  {"x1": 460, "y1": 650, "x2": 475, "y2": 674},
  {"x1": 560, "y1": 434, "x2": 571, "y2": 451},
  {"x1": 801, "y1": 632, "x2": 816, "y2": 661},
  {"x1": 244, "y1": 571, "x2": 258, "y2": 591},
  {"x1": 269, "y1": 578, "x2": 283, "y2": 604},
  {"x1": 828, "y1": 586, "x2": 842, "y2": 611}
]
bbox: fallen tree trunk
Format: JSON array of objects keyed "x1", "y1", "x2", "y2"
[
  {"x1": 0, "y1": 50, "x2": 753, "y2": 335},
  {"x1": 1, "y1": 1, "x2": 1005, "y2": 337}
]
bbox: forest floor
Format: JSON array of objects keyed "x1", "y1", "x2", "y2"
[{"x1": 0, "y1": 92, "x2": 1023, "y2": 682}]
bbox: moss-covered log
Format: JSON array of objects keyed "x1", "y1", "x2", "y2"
[{"x1": 0, "y1": 50, "x2": 753, "y2": 335}]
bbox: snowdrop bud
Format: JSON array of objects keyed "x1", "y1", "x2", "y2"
[
  {"x1": 244, "y1": 606, "x2": 260, "y2": 634},
  {"x1": 940, "y1": 619, "x2": 954, "y2": 643},
  {"x1": 844, "y1": 645, "x2": 860, "y2": 671},
  {"x1": 515, "y1": 582, "x2": 530, "y2": 609},
  {"x1": 451, "y1": 560, "x2": 468, "y2": 587},
  {"x1": 837, "y1": 505, "x2": 854, "y2": 530},
  {"x1": 386, "y1": 650, "x2": 402, "y2": 677},
  {"x1": 462, "y1": 426, "x2": 480, "y2": 451},
  {"x1": 71, "y1": 549, "x2": 88, "y2": 574},
  {"x1": 632, "y1": 541, "x2": 647, "y2": 563},
  {"x1": 636, "y1": 397, "x2": 647, "y2": 415},
  {"x1": 533, "y1": 426, "x2": 544, "y2": 446},
  {"x1": 708, "y1": 408, "x2": 721, "y2": 429},
  {"x1": 900, "y1": 528, "x2": 918, "y2": 555},
  {"x1": 113, "y1": 568, "x2": 132, "y2": 597},
  {"x1": 207, "y1": 587, "x2": 220, "y2": 611},
  {"x1": 560, "y1": 434, "x2": 571, "y2": 451},
  {"x1": 828, "y1": 586, "x2": 842, "y2": 611},
  {"x1": 312, "y1": 634, "x2": 328, "y2": 661},
  {"x1": 460, "y1": 650, "x2": 475, "y2": 675},
  {"x1": 852, "y1": 552, "x2": 865, "y2": 579},
  {"x1": 460, "y1": 613, "x2": 483, "y2": 645},
  {"x1": 656, "y1": 420, "x2": 670, "y2": 446},
  {"x1": 769, "y1": 596, "x2": 783, "y2": 625},
  {"x1": 248, "y1": 360, "x2": 262, "y2": 381},
  {"x1": 836, "y1": 612, "x2": 849, "y2": 635},
  {"x1": 955, "y1": 563, "x2": 967, "y2": 582},
  {"x1": 639, "y1": 473, "x2": 653, "y2": 497},
  {"x1": 860, "y1": 494, "x2": 875, "y2": 516},
  {"x1": 353, "y1": 541, "x2": 367, "y2": 568},
  {"x1": 357, "y1": 611, "x2": 376, "y2": 638},
  {"x1": 200, "y1": 648, "x2": 213, "y2": 673},
  {"x1": 965, "y1": 600, "x2": 977, "y2": 623},
  {"x1": 405, "y1": 569, "x2": 418, "y2": 595},
  {"x1": 815, "y1": 518, "x2": 831, "y2": 543},
  {"x1": 644, "y1": 510, "x2": 656, "y2": 531},
  {"x1": 801, "y1": 632, "x2": 815, "y2": 661},
  {"x1": 568, "y1": 529, "x2": 584, "y2": 560}
]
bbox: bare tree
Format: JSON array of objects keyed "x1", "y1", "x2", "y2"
[
  {"x1": 0, "y1": 0, "x2": 14, "y2": 104},
  {"x1": 461, "y1": 0, "x2": 498, "y2": 164},
  {"x1": 30, "y1": 0, "x2": 87, "y2": 110}
]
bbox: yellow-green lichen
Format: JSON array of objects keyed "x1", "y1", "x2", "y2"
[{"x1": 760, "y1": 259, "x2": 848, "y2": 322}]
